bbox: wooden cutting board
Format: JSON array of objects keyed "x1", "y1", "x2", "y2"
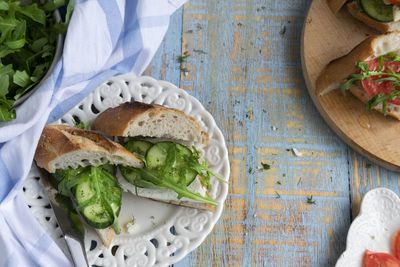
[{"x1": 302, "y1": 0, "x2": 400, "y2": 171}]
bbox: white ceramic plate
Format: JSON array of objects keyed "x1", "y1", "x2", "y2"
[
  {"x1": 23, "y1": 75, "x2": 230, "y2": 267},
  {"x1": 336, "y1": 188, "x2": 400, "y2": 266}
]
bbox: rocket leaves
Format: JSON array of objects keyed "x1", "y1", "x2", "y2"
[{"x1": 0, "y1": 0, "x2": 73, "y2": 122}]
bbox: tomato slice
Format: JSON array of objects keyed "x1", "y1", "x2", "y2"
[
  {"x1": 363, "y1": 250, "x2": 400, "y2": 267},
  {"x1": 394, "y1": 230, "x2": 400, "y2": 260},
  {"x1": 361, "y1": 57, "x2": 400, "y2": 105},
  {"x1": 388, "y1": 0, "x2": 400, "y2": 4}
]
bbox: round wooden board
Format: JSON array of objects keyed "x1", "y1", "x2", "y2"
[{"x1": 301, "y1": 0, "x2": 400, "y2": 171}]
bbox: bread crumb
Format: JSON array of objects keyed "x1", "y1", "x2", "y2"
[{"x1": 292, "y1": 148, "x2": 302, "y2": 157}]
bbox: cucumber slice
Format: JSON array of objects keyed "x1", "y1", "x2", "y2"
[
  {"x1": 146, "y1": 142, "x2": 171, "y2": 168},
  {"x1": 120, "y1": 166, "x2": 156, "y2": 188},
  {"x1": 75, "y1": 181, "x2": 94, "y2": 204},
  {"x1": 82, "y1": 202, "x2": 113, "y2": 229},
  {"x1": 361, "y1": 0, "x2": 394, "y2": 22},
  {"x1": 124, "y1": 140, "x2": 153, "y2": 158},
  {"x1": 184, "y1": 169, "x2": 197, "y2": 185},
  {"x1": 146, "y1": 142, "x2": 198, "y2": 185}
]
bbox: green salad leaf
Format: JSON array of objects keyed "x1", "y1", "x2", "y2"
[
  {"x1": 0, "y1": 0, "x2": 73, "y2": 122},
  {"x1": 56, "y1": 164, "x2": 122, "y2": 233}
]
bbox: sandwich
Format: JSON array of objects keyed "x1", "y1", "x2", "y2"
[
  {"x1": 34, "y1": 101, "x2": 222, "y2": 247},
  {"x1": 34, "y1": 124, "x2": 143, "y2": 247},
  {"x1": 317, "y1": 31, "x2": 400, "y2": 119},
  {"x1": 328, "y1": 0, "x2": 400, "y2": 33},
  {"x1": 91, "y1": 101, "x2": 222, "y2": 211}
]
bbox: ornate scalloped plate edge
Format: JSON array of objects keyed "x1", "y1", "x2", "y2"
[
  {"x1": 336, "y1": 188, "x2": 400, "y2": 266},
  {"x1": 22, "y1": 75, "x2": 230, "y2": 267}
]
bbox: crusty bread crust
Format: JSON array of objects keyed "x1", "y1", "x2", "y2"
[
  {"x1": 91, "y1": 101, "x2": 209, "y2": 144},
  {"x1": 327, "y1": 0, "x2": 347, "y2": 14},
  {"x1": 316, "y1": 31, "x2": 400, "y2": 95},
  {"x1": 316, "y1": 36, "x2": 376, "y2": 95},
  {"x1": 34, "y1": 125, "x2": 143, "y2": 173},
  {"x1": 347, "y1": 2, "x2": 400, "y2": 33},
  {"x1": 95, "y1": 228, "x2": 114, "y2": 248},
  {"x1": 349, "y1": 85, "x2": 400, "y2": 120}
]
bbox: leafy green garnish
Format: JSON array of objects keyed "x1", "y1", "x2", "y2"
[
  {"x1": 121, "y1": 142, "x2": 224, "y2": 206},
  {"x1": 261, "y1": 162, "x2": 270, "y2": 170},
  {"x1": 73, "y1": 119, "x2": 91, "y2": 130},
  {"x1": 56, "y1": 165, "x2": 122, "y2": 233},
  {"x1": 340, "y1": 54, "x2": 400, "y2": 115},
  {"x1": 307, "y1": 195, "x2": 316, "y2": 205},
  {"x1": 0, "y1": 0, "x2": 73, "y2": 122}
]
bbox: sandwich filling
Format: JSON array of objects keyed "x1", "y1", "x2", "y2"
[
  {"x1": 340, "y1": 52, "x2": 400, "y2": 115},
  {"x1": 119, "y1": 140, "x2": 223, "y2": 206},
  {"x1": 53, "y1": 164, "x2": 122, "y2": 233},
  {"x1": 360, "y1": 0, "x2": 400, "y2": 22}
]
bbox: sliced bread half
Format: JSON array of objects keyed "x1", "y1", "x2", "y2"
[
  {"x1": 347, "y1": 1, "x2": 400, "y2": 33},
  {"x1": 35, "y1": 125, "x2": 143, "y2": 173},
  {"x1": 317, "y1": 31, "x2": 400, "y2": 96},
  {"x1": 35, "y1": 125, "x2": 143, "y2": 247},
  {"x1": 91, "y1": 101, "x2": 209, "y2": 145},
  {"x1": 316, "y1": 31, "x2": 400, "y2": 120}
]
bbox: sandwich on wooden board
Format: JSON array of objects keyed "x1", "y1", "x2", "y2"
[
  {"x1": 328, "y1": 0, "x2": 400, "y2": 33},
  {"x1": 317, "y1": 31, "x2": 400, "y2": 119}
]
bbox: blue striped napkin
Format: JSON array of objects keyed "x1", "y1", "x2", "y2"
[{"x1": 0, "y1": 0, "x2": 185, "y2": 266}]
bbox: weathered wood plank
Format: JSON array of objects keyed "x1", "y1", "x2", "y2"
[
  {"x1": 349, "y1": 152, "x2": 400, "y2": 218},
  {"x1": 144, "y1": 0, "x2": 400, "y2": 266},
  {"x1": 142, "y1": 7, "x2": 183, "y2": 86},
  {"x1": 163, "y1": 1, "x2": 352, "y2": 266}
]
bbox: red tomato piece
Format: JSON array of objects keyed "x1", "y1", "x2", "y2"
[
  {"x1": 393, "y1": 230, "x2": 400, "y2": 260},
  {"x1": 388, "y1": 0, "x2": 400, "y2": 4},
  {"x1": 361, "y1": 57, "x2": 400, "y2": 105},
  {"x1": 363, "y1": 250, "x2": 400, "y2": 267}
]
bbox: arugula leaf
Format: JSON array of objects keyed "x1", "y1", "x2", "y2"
[
  {"x1": 367, "y1": 91, "x2": 400, "y2": 115},
  {"x1": 0, "y1": 64, "x2": 13, "y2": 77},
  {"x1": 131, "y1": 167, "x2": 218, "y2": 205},
  {"x1": 52, "y1": 0, "x2": 74, "y2": 34},
  {"x1": 0, "y1": 0, "x2": 73, "y2": 121},
  {"x1": 0, "y1": 1, "x2": 9, "y2": 11},
  {"x1": 15, "y1": 4, "x2": 46, "y2": 25},
  {"x1": 120, "y1": 142, "x2": 224, "y2": 206},
  {"x1": 5, "y1": 38, "x2": 25, "y2": 49},
  {"x1": 0, "y1": 96, "x2": 15, "y2": 121},
  {"x1": 30, "y1": 37, "x2": 47, "y2": 52},
  {"x1": 56, "y1": 165, "x2": 122, "y2": 233},
  {"x1": 0, "y1": 75, "x2": 9, "y2": 95},
  {"x1": 13, "y1": 70, "x2": 30, "y2": 87},
  {"x1": 42, "y1": 0, "x2": 66, "y2": 11}
]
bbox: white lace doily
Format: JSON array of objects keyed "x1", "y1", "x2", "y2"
[
  {"x1": 23, "y1": 75, "x2": 230, "y2": 267},
  {"x1": 336, "y1": 188, "x2": 400, "y2": 266}
]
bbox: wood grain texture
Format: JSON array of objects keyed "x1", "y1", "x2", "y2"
[
  {"x1": 142, "y1": 0, "x2": 400, "y2": 266},
  {"x1": 302, "y1": 0, "x2": 400, "y2": 171}
]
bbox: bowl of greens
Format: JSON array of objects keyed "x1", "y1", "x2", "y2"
[{"x1": 0, "y1": 0, "x2": 73, "y2": 122}]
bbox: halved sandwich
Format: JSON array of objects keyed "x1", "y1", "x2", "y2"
[
  {"x1": 34, "y1": 125, "x2": 143, "y2": 247},
  {"x1": 317, "y1": 31, "x2": 400, "y2": 119},
  {"x1": 328, "y1": 0, "x2": 400, "y2": 33},
  {"x1": 91, "y1": 101, "x2": 222, "y2": 211}
]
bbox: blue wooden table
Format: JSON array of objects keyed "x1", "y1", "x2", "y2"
[{"x1": 143, "y1": 1, "x2": 399, "y2": 266}]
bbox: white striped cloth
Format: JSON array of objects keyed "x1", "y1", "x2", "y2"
[{"x1": 0, "y1": 0, "x2": 185, "y2": 266}]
